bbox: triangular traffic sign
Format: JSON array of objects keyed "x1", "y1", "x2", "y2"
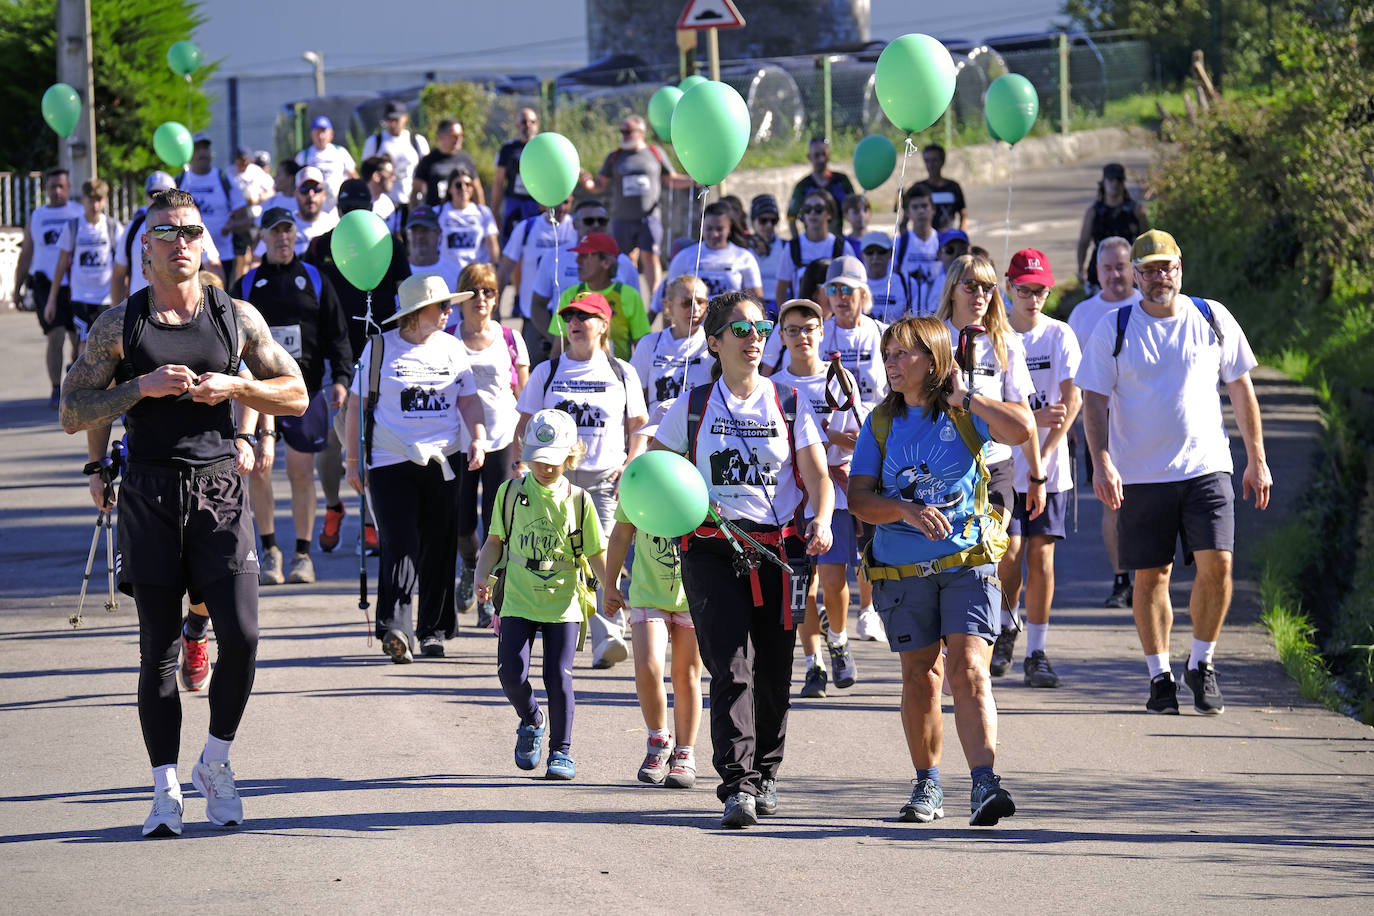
[{"x1": 677, "y1": 0, "x2": 746, "y2": 31}]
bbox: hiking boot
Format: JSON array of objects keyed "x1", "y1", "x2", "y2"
[
  {"x1": 856, "y1": 607, "x2": 887, "y2": 642},
  {"x1": 259, "y1": 545, "x2": 284, "y2": 586},
  {"x1": 286, "y1": 552, "x2": 315, "y2": 584},
  {"x1": 1184, "y1": 662, "x2": 1225, "y2": 715},
  {"x1": 456, "y1": 566, "x2": 476, "y2": 613},
  {"x1": 756, "y1": 777, "x2": 778, "y2": 816},
  {"x1": 989, "y1": 627, "x2": 1017, "y2": 676},
  {"x1": 319, "y1": 504, "x2": 345, "y2": 552},
  {"x1": 664, "y1": 747, "x2": 696, "y2": 789},
  {"x1": 419, "y1": 635, "x2": 445, "y2": 658},
  {"x1": 545, "y1": 751, "x2": 576, "y2": 780},
  {"x1": 637, "y1": 735, "x2": 672, "y2": 785},
  {"x1": 900, "y1": 778, "x2": 945, "y2": 823},
  {"x1": 1104, "y1": 579, "x2": 1133, "y2": 609},
  {"x1": 969, "y1": 773, "x2": 1015, "y2": 826},
  {"x1": 382, "y1": 628, "x2": 413, "y2": 664},
  {"x1": 721, "y1": 792, "x2": 757, "y2": 828},
  {"x1": 1146, "y1": 672, "x2": 1179, "y2": 714},
  {"x1": 141, "y1": 788, "x2": 183, "y2": 838},
  {"x1": 179, "y1": 634, "x2": 211, "y2": 692},
  {"x1": 363, "y1": 523, "x2": 379, "y2": 556},
  {"x1": 800, "y1": 663, "x2": 827, "y2": 698},
  {"x1": 1022, "y1": 650, "x2": 1061, "y2": 688},
  {"x1": 191, "y1": 758, "x2": 244, "y2": 827},
  {"x1": 476, "y1": 601, "x2": 495, "y2": 629},
  {"x1": 515, "y1": 720, "x2": 545, "y2": 771},
  {"x1": 827, "y1": 639, "x2": 857, "y2": 689}
]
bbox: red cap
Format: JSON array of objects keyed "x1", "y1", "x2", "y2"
[
  {"x1": 569, "y1": 232, "x2": 619, "y2": 256},
  {"x1": 1006, "y1": 248, "x2": 1055, "y2": 286},
  {"x1": 559, "y1": 291, "x2": 613, "y2": 321}
]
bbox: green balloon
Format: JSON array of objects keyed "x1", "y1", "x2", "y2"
[
  {"x1": 985, "y1": 112, "x2": 1005, "y2": 143},
  {"x1": 153, "y1": 121, "x2": 193, "y2": 168},
  {"x1": 41, "y1": 83, "x2": 81, "y2": 139},
  {"x1": 167, "y1": 40, "x2": 202, "y2": 76},
  {"x1": 874, "y1": 33, "x2": 956, "y2": 133},
  {"x1": 984, "y1": 73, "x2": 1039, "y2": 145},
  {"x1": 853, "y1": 135, "x2": 897, "y2": 191},
  {"x1": 648, "y1": 85, "x2": 683, "y2": 142},
  {"x1": 618, "y1": 451, "x2": 709, "y2": 538},
  {"x1": 670, "y1": 80, "x2": 751, "y2": 187},
  {"x1": 332, "y1": 210, "x2": 393, "y2": 292},
  {"x1": 518, "y1": 132, "x2": 580, "y2": 208},
  {"x1": 679, "y1": 74, "x2": 707, "y2": 92}
]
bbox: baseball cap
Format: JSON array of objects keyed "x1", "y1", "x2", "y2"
[
  {"x1": 826, "y1": 255, "x2": 867, "y2": 286},
  {"x1": 406, "y1": 205, "x2": 439, "y2": 229},
  {"x1": 522, "y1": 409, "x2": 580, "y2": 465},
  {"x1": 261, "y1": 207, "x2": 294, "y2": 230},
  {"x1": 1131, "y1": 229, "x2": 1181, "y2": 265},
  {"x1": 750, "y1": 194, "x2": 780, "y2": 219},
  {"x1": 310, "y1": 115, "x2": 333, "y2": 131},
  {"x1": 1006, "y1": 248, "x2": 1055, "y2": 286},
  {"x1": 1102, "y1": 162, "x2": 1126, "y2": 180},
  {"x1": 937, "y1": 228, "x2": 970, "y2": 248},
  {"x1": 777, "y1": 298, "x2": 824, "y2": 324},
  {"x1": 145, "y1": 171, "x2": 176, "y2": 194},
  {"x1": 384, "y1": 99, "x2": 408, "y2": 118},
  {"x1": 559, "y1": 291, "x2": 613, "y2": 321},
  {"x1": 234, "y1": 145, "x2": 253, "y2": 161},
  {"x1": 337, "y1": 178, "x2": 372, "y2": 212},
  {"x1": 569, "y1": 232, "x2": 619, "y2": 257},
  {"x1": 295, "y1": 166, "x2": 325, "y2": 189},
  {"x1": 859, "y1": 231, "x2": 893, "y2": 252}
]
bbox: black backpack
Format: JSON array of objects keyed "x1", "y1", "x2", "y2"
[{"x1": 116, "y1": 285, "x2": 240, "y2": 384}]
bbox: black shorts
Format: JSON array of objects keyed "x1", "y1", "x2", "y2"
[
  {"x1": 1009, "y1": 490, "x2": 1069, "y2": 539},
  {"x1": 1117, "y1": 471, "x2": 1235, "y2": 570},
  {"x1": 72, "y1": 301, "x2": 113, "y2": 341},
  {"x1": 116, "y1": 458, "x2": 260, "y2": 595},
  {"x1": 32, "y1": 273, "x2": 74, "y2": 333},
  {"x1": 987, "y1": 458, "x2": 1014, "y2": 510},
  {"x1": 611, "y1": 216, "x2": 662, "y2": 256},
  {"x1": 278, "y1": 388, "x2": 330, "y2": 453}
]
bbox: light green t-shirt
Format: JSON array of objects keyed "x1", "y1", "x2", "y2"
[
  {"x1": 613, "y1": 503, "x2": 688, "y2": 614},
  {"x1": 491, "y1": 475, "x2": 605, "y2": 624},
  {"x1": 547, "y1": 281, "x2": 651, "y2": 361}
]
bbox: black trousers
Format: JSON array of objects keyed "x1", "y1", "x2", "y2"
[
  {"x1": 369, "y1": 454, "x2": 461, "y2": 640},
  {"x1": 682, "y1": 534, "x2": 799, "y2": 802}
]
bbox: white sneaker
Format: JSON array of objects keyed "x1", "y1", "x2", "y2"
[
  {"x1": 141, "y1": 788, "x2": 183, "y2": 838},
  {"x1": 192, "y1": 759, "x2": 244, "y2": 826},
  {"x1": 856, "y1": 607, "x2": 887, "y2": 642}
]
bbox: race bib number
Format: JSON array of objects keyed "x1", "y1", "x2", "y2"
[
  {"x1": 270, "y1": 324, "x2": 303, "y2": 359},
  {"x1": 621, "y1": 174, "x2": 651, "y2": 197}
]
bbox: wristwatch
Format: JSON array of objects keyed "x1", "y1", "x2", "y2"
[{"x1": 235, "y1": 433, "x2": 256, "y2": 446}]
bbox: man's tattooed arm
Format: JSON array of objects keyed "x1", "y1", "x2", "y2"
[
  {"x1": 59, "y1": 308, "x2": 142, "y2": 433},
  {"x1": 228, "y1": 299, "x2": 308, "y2": 417}
]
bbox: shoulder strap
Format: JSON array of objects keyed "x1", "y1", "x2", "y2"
[
  {"x1": 771, "y1": 382, "x2": 802, "y2": 491},
  {"x1": 206, "y1": 286, "x2": 241, "y2": 373},
  {"x1": 301, "y1": 261, "x2": 324, "y2": 301},
  {"x1": 372, "y1": 130, "x2": 383, "y2": 152},
  {"x1": 831, "y1": 235, "x2": 845, "y2": 258},
  {"x1": 1111, "y1": 305, "x2": 1132, "y2": 358},
  {"x1": 118, "y1": 290, "x2": 151, "y2": 383},
  {"x1": 686, "y1": 381, "x2": 714, "y2": 464},
  {"x1": 870, "y1": 403, "x2": 893, "y2": 464},
  {"x1": 363, "y1": 332, "x2": 386, "y2": 465},
  {"x1": 175, "y1": 171, "x2": 186, "y2": 189},
  {"x1": 569, "y1": 485, "x2": 587, "y2": 558},
  {"x1": 240, "y1": 266, "x2": 258, "y2": 299},
  {"x1": 1188, "y1": 295, "x2": 1222, "y2": 346},
  {"x1": 895, "y1": 231, "x2": 909, "y2": 270},
  {"x1": 410, "y1": 131, "x2": 423, "y2": 155},
  {"x1": 649, "y1": 145, "x2": 666, "y2": 166},
  {"x1": 124, "y1": 210, "x2": 147, "y2": 268},
  {"x1": 502, "y1": 324, "x2": 520, "y2": 386},
  {"x1": 218, "y1": 169, "x2": 232, "y2": 202},
  {"x1": 951, "y1": 409, "x2": 992, "y2": 517},
  {"x1": 542, "y1": 355, "x2": 561, "y2": 397},
  {"x1": 788, "y1": 236, "x2": 802, "y2": 269},
  {"x1": 105, "y1": 215, "x2": 118, "y2": 254}
]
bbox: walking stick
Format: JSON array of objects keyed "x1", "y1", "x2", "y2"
[{"x1": 72, "y1": 443, "x2": 123, "y2": 627}]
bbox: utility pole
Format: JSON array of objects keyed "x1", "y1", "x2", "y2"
[{"x1": 56, "y1": 0, "x2": 98, "y2": 185}]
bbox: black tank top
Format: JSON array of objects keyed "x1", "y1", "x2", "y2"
[
  {"x1": 122, "y1": 289, "x2": 236, "y2": 466},
  {"x1": 1087, "y1": 199, "x2": 1142, "y2": 279}
]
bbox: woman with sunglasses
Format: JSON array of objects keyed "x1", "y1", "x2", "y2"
[
  {"x1": 449, "y1": 263, "x2": 531, "y2": 626},
  {"x1": 652, "y1": 291, "x2": 834, "y2": 828},
  {"x1": 438, "y1": 166, "x2": 499, "y2": 273},
  {"x1": 629, "y1": 274, "x2": 711, "y2": 414},
  {"x1": 777, "y1": 189, "x2": 845, "y2": 305}
]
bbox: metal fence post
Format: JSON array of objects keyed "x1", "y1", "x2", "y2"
[{"x1": 1059, "y1": 32, "x2": 1071, "y2": 134}]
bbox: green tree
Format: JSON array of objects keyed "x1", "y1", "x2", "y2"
[{"x1": 0, "y1": 0, "x2": 212, "y2": 175}]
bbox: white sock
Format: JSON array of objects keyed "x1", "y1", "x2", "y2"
[
  {"x1": 648, "y1": 728, "x2": 670, "y2": 744},
  {"x1": 860, "y1": 604, "x2": 874, "y2": 615},
  {"x1": 805, "y1": 653, "x2": 824, "y2": 671},
  {"x1": 674, "y1": 745, "x2": 694, "y2": 756},
  {"x1": 1146, "y1": 652, "x2": 1172, "y2": 679},
  {"x1": 1189, "y1": 639, "x2": 1216, "y2": 670},
  {"x1": 827, "y1": 627, "x2": 847, "y2": 647},
  {"x1": 202, "y1": 734, "x2": 232, "y2": 764},
  {"x1": 1026, "y1": 623, "x2": 1048, "y2": 655},
  {"x1": 152, "y1": 764, "x2": 180, "y2": 795}
]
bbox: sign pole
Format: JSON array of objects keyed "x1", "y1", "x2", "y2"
[{"x1": 708, "y1": 27, "x2": 721, "y2": 81}]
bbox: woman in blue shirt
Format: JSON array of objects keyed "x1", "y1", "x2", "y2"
[{"x1": 849, "y1": 316, "x2": 1032, "y2": 828}]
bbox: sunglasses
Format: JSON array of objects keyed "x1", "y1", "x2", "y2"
[
  {"x1": 149, "y1": 224, "x2": 205, "y2": 241},
  {"x1": 825, "y1": 282, "x2": 860, "y2": 297},
  {"x1": 298, "y1": 184, "x2": 324, "y2": 195},
  {"x1": 754, "y1": 215, "x2": 778, "y2": 225},
  {"x1": 579, "y1": 216, "x2": 608, "y2": 227},
  {"x1": 718, "y1": 320, "x2": 773, "y2": 339},
  {"x1": 472, "y1": 287, "x2": 498, "y2": 299},
  {"x1": 960, "y1": 279, "x2": 996, "y2": 296},
  {"x1": 801, "y1": 205, "x2": 828, "y2": 215},
  {"x1": 561, "y1": 311, "x2": 600, "y2": 323}
]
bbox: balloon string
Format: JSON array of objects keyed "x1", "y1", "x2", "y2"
[
  {"x1": 1003, "y1": 144, "x2": 1016, "y2": 271},
  {"x1": 883, "y1": 135, "x2": 918, "y2": 316},
  {"x1": 185, "y1": 74, "x2": 192, "y2": 131},
  {"x1": 690, "y1": 185, "x2": 708, "y2": 284}
]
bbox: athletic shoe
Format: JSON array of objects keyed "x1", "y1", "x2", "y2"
[
  {"x1": 363, "y1": 523, "x2": 379, "y2": 556},
  {"x1": 1022, "y1": 650, "x2": 1061, "y2": 688},
  {"x1": 989, "y1": 627, "x2": 1017, "y2": 676},
  {"x1": 319, "y1": 504, "x2": 345, "y2": 552},
  {"x1": 637, "y1": 735, "x2": 672, "y2": 785},
  {"x1": 721, "y1": 792, "x2": 757, "y2": 828},
  {"x1": 1104, "y1": 579, "x2": 1133, "y2": 608},
  {"x1": 756, "y1": 777, "x2": 778, "y2": 816},
  {"x1": 828, "y1": 639, "x2": 857, "y2": 689},
  {"x1": 419, "y1": 635, "x2": 444, "y2": 658},
  {"x1": 382, "y1": 628, "x2": 413, "y2": 664},
  {"x1": 664, "y1": 748, "x2": 696, "y2": 789},
  {"x1": 286, "y1": 552, "x2": 315, "y2": 584},
  {"x1": 191, "y1": 759, "x2": 244, "y2": 827},
  {"x1": 800, "y1": 663, "x2": 827, "y2": 698},
  {"x1": 1184, "y1": 661, "x2": 1225, "y2": 715},
  {"x1": 856, "y1": 607, "x2": 887, "y2": 642},
  {"x1": 900, "y1": 778, "x2": 945, "y2": 823},
  {"x1": 592, "y1": 632, "x2": 629, "y2": 670},
  {"x1": 515, "y1": 721, "x2": 545, "y2": 771},
  {"x1": 141, "y1": 788, "x2": 183, "y2": 838},
  {"x1": 456, "y1": 566, "x2": 476, "y2": 613},
  {"x1": 476, "y1": 601, "x2": 495, "y2": 629},
  {"x1": 179, "y1": 634, "x2": 211, "y2": 692},
  {"x1": 259, "y1": 545, "x2": 285, "y2": 586},
  {"x1": 969, "y1": 773, "x2": 1015, "y2": 826},
  {"x1": 1146, "y1": 672, "x2": 1180, "y2": 714},
  {"x1": 545, "y1": 751, "x2": 576, "y2": 780},
  {"x1": 47, "y1": 386, "x2": 60, "y2": 410}
]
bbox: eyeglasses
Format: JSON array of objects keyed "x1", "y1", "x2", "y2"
[
  {"x1": 782, "y1": 323, "x2": 822, "y2": 337},
  {"x1": 149, "y1": 224, "x2": 206, "y2": 241},
  {"x1": 959, "y1": 279, "x2": 996, "y2": 296},
  {"x1": 579, "y1": 216, "x2": 608, "y2": 227},
  {"x1": 472, "y1": 287, "x2": 498, "y2": 299},
  {"x1": 1012, "y1": 285, "x2": 1051, "y2": 301},
  {"x1": 825, "y1": 282, "x2": 860, "y2": 297},
  {"x1": 298, "y1": 184, "x2": 324, "y2": 195},
  {"x1": 801, "y1": 205, "x2": 828, "y2": 215},
  {"x1": 1137, "y1": 262, "x2": 1179, "y2": 279},
  {"x1": 437, "y1": 303, "x2": 452, "y2": 313},
  {"x1": 718, "y1": 320, "x2": 774, "y2": 339}
]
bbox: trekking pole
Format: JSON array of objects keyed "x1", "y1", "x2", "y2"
[
  {"x1": 72, "y1": 441, "x2": 123, "y2": 627},
  {"x1": 71, "y1": 512, "x2": 107, "y2": 629},
  {"x1": 956, "y1": 325, "x2": 985, "y2": 399}
]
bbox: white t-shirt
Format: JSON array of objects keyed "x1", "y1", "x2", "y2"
[
  {"x1": 1074, "y1": 296, "x2": 1257, "y2": 485},
  {"x1": 906, "y1": 263, "x2": 944, "y2": 317},
  {"x1": 373, "y1": 194, "x2": 396, "y2": 226},
  {"x1": 502, "y1": 213, "x2": 576, "y2": 319},
  {"x1": 253, "y1": 209, "x2": 339, "y2": 258},
  {"x1": 177, "y1": 168, "x2": 247, "y2": 252},
  {"x1": 349, "y1": 330, "x2": 478, "y2": 470},
  {"x1": 230, "y1": 162, "x2": 274, "y2": 220},
  {"x1": 897, "y1": 228, "x2": 940, "y2": 281},
  {"x1": 362, "y1": 130, "x2": 431, "y2": 203},
  {"x1": 58, "y1": 214, "x2": 120, "y2": 304},
  {"x1": 753, "y1": 236, "x2": 787, "y2": 306},
  {"x1": 868, "y1": 272, "x2": 912, "y2": 324},
  {"x1": 763, "y1": 315, "x2": 888, "y2": 408},
  {"x1": 114, "y1": 211, "x2": 222, "y2": 296},
  {"x1": 784, "y1": 234, "x2": 841, "y2": 294},
  {"x1": 664, "y1": 242, "x2": 761, "y2": 299},
  {"x1": 1068, "y1": 289, "x2": 1142, "y2": 350},
  {"x1": 654, "y1": 377, "x2": 824, "y2": 525},
  {"x1": 408, "y1": 259, "x2": 461, "y2": 294},
  {"x1": 772, "y1": 366, "x2": 861, "y2": 511},
  {"x1": 516, "y1": 353, "x2": 648, "y2": 473},
  {"x1": 532, "y1": 243, "x2": 639, "y2": 304},
  {"x1": 630, "y1": 327, "x2": 714, "y2": 414},
  {"x1": 27, "y1": 202, "x2": 85, "y2": 281},
  {"x1": 296, "y1": 144, "x2": 356, "y2": 207},
  {"x1": 437, "y1": 201, "x2": 498, "y2": 272},
  {"x1": 945, "y1": 320, "x2": 1035, "y2": 465},
  {"x1": 1012, "y1": 317, "x2": 1081, "y2": 493},
  {"x1": 446, "y1": 323, "x2": 530, "y2": 451}
]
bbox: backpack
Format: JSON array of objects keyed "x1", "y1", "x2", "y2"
[
  {"x1": 607, "y1": 145, "x2": 668, "y2": 213},
  {"x1": 541, "y1": 351, "x2": 627, "y2": 399},
  {"x1": 787, "y1": 234, "x2": 846, "y2": 277},
  {"x1": 685, "y1": 379, "x2": 803, "y2": 495},
  {"x1": 68, "y1": 215, "x2": 119, "y2": 270},
  {"x1": 371, "y1": 129, "x2": 424, "y2": 159},
  {"x1": 1111, "y1": 296, "x2": 1221, "y2": 357},
  {"x1": 117, "y1": 284, "x2": 240, "y2": 384},
  {"x1": 175, "y1": 168, "x2": 234, "y2": 207},
  {"x1": 893, "y1": 230, "x2": 940, "y2": 287},
  {"x1": 361, "y1": 332, "x2": 386, "y2": 465},
  {"x1": 123, "y1": 208, "x2": 148, "y2": 272},
  {"x1": 238, "y1": 262, "x2": 324, "y2": 303}
]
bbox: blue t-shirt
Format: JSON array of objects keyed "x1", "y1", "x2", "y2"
[{"x1": 851, "y1": 407, "x2": 992, "y2": 565}]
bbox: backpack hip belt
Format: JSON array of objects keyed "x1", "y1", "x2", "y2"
[{"x1": 682, "y1": 521, "x2": 797, "y2": 623}]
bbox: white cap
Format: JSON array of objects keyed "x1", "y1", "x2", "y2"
[{"x1": 522, "y1": 409, "x2": 579, "y2": 465}]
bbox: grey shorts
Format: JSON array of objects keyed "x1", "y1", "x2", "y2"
[
  {"x1": 871, "y1": 562, "x2": 1001, "y2": 652},
  {"x1": 987, "y1": 458, "x2": 1014, "y2": 510},
  {"x1": 611, "y1": 216, "x2": 662, "y2": 256},
  {"x1": 1118, "y1": 471, "x2": 1234, "y2": 569}
]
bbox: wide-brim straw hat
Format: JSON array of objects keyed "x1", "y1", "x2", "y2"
[{"x1": 384, "y1": 274, "x2": 473, "y2": 324}]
